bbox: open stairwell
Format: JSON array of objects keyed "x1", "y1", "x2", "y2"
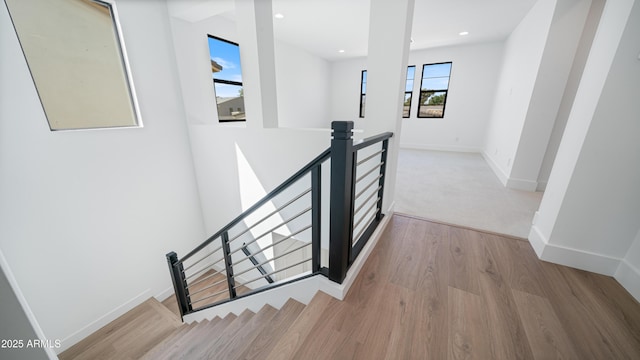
[
  {"x1": 59, "y1": 215, "x2": 640, "y2": 359},
  {"x1": 60, "y1": 290, "x2": 336, "y2": 360}
]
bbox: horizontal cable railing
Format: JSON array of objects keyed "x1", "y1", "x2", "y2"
[{"x1": 167, "y1": 121, "x2": 393, "y2": 318}]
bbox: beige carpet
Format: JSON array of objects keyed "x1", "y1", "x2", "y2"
[{"x1": 394, "y1": 149, "x2": 543, "y2": 239}]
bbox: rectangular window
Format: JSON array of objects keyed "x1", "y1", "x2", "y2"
[
  {"x1": 359, "y1": 70, "x2": 367, "y2": 118},
  {"x1": 359, "y1": 66, "x2": 415, "y2": 118},
  {"x1": 403, "y1": 66, "x2": 415, "y2": 118},
  {"x1": 208, "y1": 35, "x2": 245, "y2": 122},
  {"x1": 418, "y1": 62, "x2": 452, "y2": 118}
]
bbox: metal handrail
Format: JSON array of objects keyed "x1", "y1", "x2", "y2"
[
  {"x1": 234, "y1": 258, "x2": 311, "y2": 288},
  {"x1": 231, "y1": 225, "x2": 312, "y2": 266},
  {"x1": 183, "y1": 244, "x2": 223, "y2": 273},
  {"x1": 166, "y1": 122, "x2": 394, "y2": 317},
  {"x1": 228, "y1": 188, "x2": 311, "y2": 243},
  {"x1": 227, "y1": 207, "x2": 311, "y2": 256},
  {"x1": 184, "y1": 257, "x2": 225, "y2": 282},
  {"x1": 232, "y1": 242, "x2": 311, "y2": 279},
  {"x1": 355, "y1": 174, "x2": 382, "y2": 200},
  {"x1": 354, "y1": 186, "x2": 382, "y2": 215},
  {"x1": 357, "y1": 149, "x2": 384, "y2": 166},
  {"x1": 356, "y1": 162, "x2": 384, "y2": 184},
  {"x1": 177, "y1": 148, "x2": 330, "y2": 265}
]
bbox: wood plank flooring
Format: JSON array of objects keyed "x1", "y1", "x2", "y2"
[
  {"x1": 270, "y1": 214, "x2": 640, "y2": 359},
  {"x1": 59, "y1": 214, "x2": 640, "y2": 359}
]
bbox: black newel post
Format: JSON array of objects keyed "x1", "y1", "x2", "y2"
[
  {"x1": 166, "y1": 252, "x2": 191, "y2": 320},
  {"x1": 329, "y1": 121, "x2": 356, "y2": 283},
  {"x1": 221, "y1": 231, "x2": 237, "y2": 299}
]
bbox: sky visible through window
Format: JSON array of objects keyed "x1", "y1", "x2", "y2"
[
  {"x1": 421, "y1": 63, "x2": 451, "y2": 90},
  {"x1": 208, "y1": 36, "x2": 243, "y2": 97}
]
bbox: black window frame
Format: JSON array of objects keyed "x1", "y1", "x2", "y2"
[
  {"x1": 403, "y1": 65, "x2": 416, "y2": 118},
  {"x1": 418, "y1": 62, "x2": 452, "y2": 119},
  {"x1": 359, "y1": 70, "x2": 366, "y2": 118},
  {"x1": 207, "y1": 34, "x2": 246, "y2": 123}
]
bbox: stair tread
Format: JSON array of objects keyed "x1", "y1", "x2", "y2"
[
  {"x1": 265, "y1": 291, "x2": 337, "y2": 360},
  {"x1": 140, "y1": 322, "x2": 196, "y2": 360},
  {"x1": 240, "y1": 298, "x2": 307, "y2": 360},
  {"x1": 59, "y1": 298, "x2": 182, "y2": 360},
  {"x1": 155, "y1": 313, "x2": 237, "y2": 360},
  {"x1": 190, "y1": 309, "x2": 256, "y2": 359},
  {"x1": 212, "y1": 304, "x2": 279, "y2": 359}
]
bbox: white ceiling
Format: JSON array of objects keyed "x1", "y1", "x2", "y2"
[{"x1": 169, "y1": 0, "x2": 538, "y2": 61}]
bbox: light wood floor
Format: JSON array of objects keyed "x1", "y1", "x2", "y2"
[
  {"x1": 270, "y1": 214, "x2": 640, "y2": 359},
  {"x1": 60, "y1": 214, "x2": 640, "y2": 359}
]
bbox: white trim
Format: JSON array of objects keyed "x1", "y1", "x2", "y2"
[
  {"x1": 58, "y1": 289, "x2": 151, "y2": 353},
  {"x1": 400, "y1": 143, "x2": 482, "y2": 153},
  {"x1": 615, "y1": 259, "x2": 640, "y2": 303},
  {"x1": 481, "y1": 151, "x2": 509, "y2": 186},
  {"x1": 0, "y1": 249, "x2": 58, "y2": 359},
  {"x1": 505, "y1": 177, "x2": 539, "y2": 192},
  {"x1": 527, "y1": 225, "x2": 548, "y2": 258},
  {"x1": 527, "y1": 225, "x2": 620, "y2": 276}
]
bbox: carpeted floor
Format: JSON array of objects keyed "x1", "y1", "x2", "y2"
[{"x1": 394, "y1": 148, "x2": 543, "y2": 239}]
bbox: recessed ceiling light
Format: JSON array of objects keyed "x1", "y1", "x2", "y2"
[
  {"x1": 338, "y1": 49, "x2": 345, "y2": 53},
  {"x1": 274, "y1": 13, "x2": 284, "y2": 19},
  {"x1": 459, "y1": 31, "x2": 469, "y2": 36}
]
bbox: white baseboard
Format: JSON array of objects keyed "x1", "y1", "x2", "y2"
[
  {"x1": 528, "y1": 225, "x2": 620, "y2": 276},
  {"x1": 506, "y1": 177, "x2": 539, "y2": 192},
  {"x1": 480, "y1": 151, "x2": 539, "y2": 191},
  {"x1": 615, "y1": 259, "x2": 640, "y2": 303},
  {"x1": 400, "y1": 143, "x2": 482, "y2": 153},
  {"x1": 59, "y1": 289, "x2": 151, "y2": 353},
  {"x1": 481, "y1": 151, "x2": 509, "y2": 186}
]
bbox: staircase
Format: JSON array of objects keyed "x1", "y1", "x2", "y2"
[{"x1": 60, "y1": 291, "x2": 336, "y2": 360}]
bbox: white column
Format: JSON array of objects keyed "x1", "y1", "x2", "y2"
[
  {"x1": 364, "y1": 0, "x2": 415, "y2": 213},
  {"x1": 530, "y1": 0, "x2": 639, "y2": 276},
  {"x1": 235, "y1": 0, "x2": 279, "y2": 128}
]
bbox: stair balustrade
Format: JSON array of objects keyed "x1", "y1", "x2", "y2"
[{"x1": 166, "y1": 121, "x2": 393, "y2": 318}]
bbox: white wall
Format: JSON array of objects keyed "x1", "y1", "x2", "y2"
[
  {"x1": 275, "y1": 40, "x2": 331, "y2": 129},
  {"x1": 329, "y1": 41, "x2": 504, "y2": 152},
  {"x1": 507, "y1": 0, "x2": 592, "y2": 191},
  {"x1": 403, "y1": 42, "x2": 504, "y2": 152},
  {"x1": 529, "y1": 0, "x2": 640, "y2": 297},
  {"x1": 0, "y1": 0, "x2": 206, "y2": 352},
  {"x1": 536, "y1": 0, "x2": 605, "y2": 191},
  {"x1": 168, "y1": 10, "x2": 331, "y2": 129},
  {"x1": 187, "y1": 126, "x2": 330, "y2": 237},
  {"x1": 482, "y1": 0, "x2": 556, "y2": 186}
]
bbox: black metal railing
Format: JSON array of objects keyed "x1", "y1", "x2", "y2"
[{"x1": 166, "y1": 121, "x2": 392, "y2": 318}]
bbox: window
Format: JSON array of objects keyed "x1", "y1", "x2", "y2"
[
  {"x1": 208, "y1": 35, "x2": 245, "y2": 122},
  {"x1": 359, "y1": 66, "x2": 415, "y2": 118},
  {"x1": 403, "y1": 66, "x2": 415, "y2": 118},
  {"x1": 418, "y1": 62, "x2": 452, "y2": 118},
  {"x1": 359, "y1": 70, "x2": 367, "y2": 118}
]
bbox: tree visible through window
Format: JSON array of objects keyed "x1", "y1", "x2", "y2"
[
  {"x1": 418, "y1": 62, "x2": 452, "y2": 118},
  {"x1": 208, "y1": 35, "x2": 245, "y2": 122},
  {"x1": 359, "y1": 66, "x2": 415, "y2": 118}
]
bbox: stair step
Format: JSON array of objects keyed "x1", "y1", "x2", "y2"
[
  {"x1": 193, "y1": 309, "x2": 257, "y2": 358},
  {"x1": 141, "y1": 322, "x2": 197, "y2": 360},
  {"x1": 213, "y1": 304, "x2": 279, "y2": 359},
  {"x1": 154, "y1": 313, "x2": 237, "y2": 360},
  {"x1": 239, "y1": 298, "x2": 306, "y2": 360},
  {"x1": 265, "y1": 291, "x2": 337, "y2": 360},
  {"x1": 59, "y1": 298, "x2": 181, "y2": 360}
]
